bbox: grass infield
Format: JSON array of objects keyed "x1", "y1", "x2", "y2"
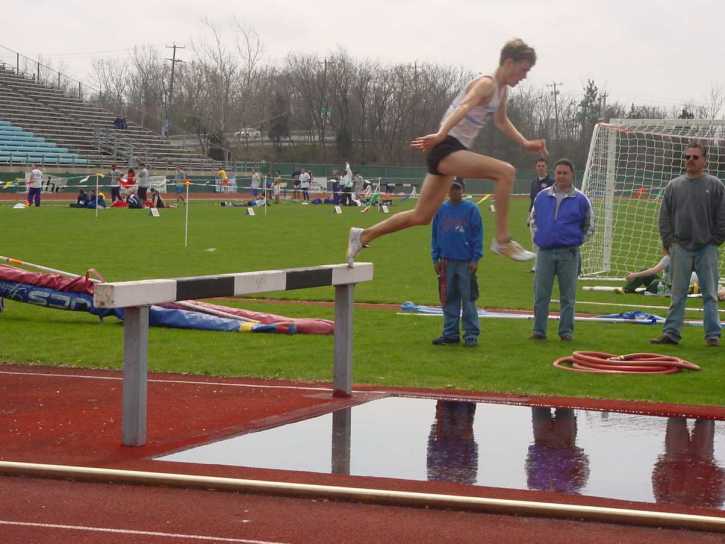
[{"x1": 1, "y1": 197, "x2": 723, "y2": 405}]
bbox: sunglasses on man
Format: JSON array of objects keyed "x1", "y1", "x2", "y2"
[{"x1": 684, "y1": 154, "x2": 702, "y2": 160}]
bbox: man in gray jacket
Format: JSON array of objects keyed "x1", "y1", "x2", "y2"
[{"x1": 652, "y1": 142, "x2": 725, "y2": 347}]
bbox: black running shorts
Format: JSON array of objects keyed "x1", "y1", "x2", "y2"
[{"x1": 426, "y1": 135, "x2": 467, "y2": 175}]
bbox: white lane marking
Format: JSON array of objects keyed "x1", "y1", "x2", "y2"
[
  {"x1": 0, "y1": 370, "x2": 331, "y2": 392},
  {"x1": 0, "y1": 519, "x2": 288, "y2": 543}
]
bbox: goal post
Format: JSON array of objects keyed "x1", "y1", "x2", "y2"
[{"x1": 580, "y1": 118, "x2": 725, "y2": 280}]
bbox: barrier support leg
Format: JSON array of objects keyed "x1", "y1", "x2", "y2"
[
  {"x1": 331, "y1": 407, "x2": 351, "y2": 474},
  {"x1": 122, "y1": 305, "x2": 149, "y2": 446},
  {"x1": 333, "y1": 284, "x2": 353, "y2": 397}
]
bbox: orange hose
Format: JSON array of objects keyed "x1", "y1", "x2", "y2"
[{"x1": 553, "y1": 351, "x2": 701, "y2": 374}]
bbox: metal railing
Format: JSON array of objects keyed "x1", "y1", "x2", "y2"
[
  {"x1": 94, "y1": 127, "x2": 134, "y2": 164},
  {"x1": 0, "y1": 44, "x2": 86, "y2": 100},
  {"x1": 0, "y1": 43, "x2": 151, "y2": 132}
]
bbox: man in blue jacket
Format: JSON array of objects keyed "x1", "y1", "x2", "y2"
[
  {"x1": 530, "y1": 159, "x2": 593, "y2": 341},
  {"x1": 431, "y1": 178, "x2": 483, "y2": 347}
]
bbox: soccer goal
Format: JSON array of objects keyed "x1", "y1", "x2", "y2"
[{"x1": 580, "y1": 119, "x2": 725, "y2": 280}]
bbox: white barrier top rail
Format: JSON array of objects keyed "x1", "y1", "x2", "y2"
[{"x1": 94, "y1": 263, "x2": 373, "y2": 308}]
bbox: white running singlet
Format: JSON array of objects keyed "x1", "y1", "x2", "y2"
[{"x1": 444, "y1": 75, "x2": 505, "y2": 149}]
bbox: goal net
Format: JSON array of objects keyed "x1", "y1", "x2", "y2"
[{"x1": 580, "y1": 119, "x2": 725, "y2": 280}]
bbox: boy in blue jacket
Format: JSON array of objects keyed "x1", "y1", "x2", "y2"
[{"x1": 431, "y1": 178, "x2": 483, "y2": 347}]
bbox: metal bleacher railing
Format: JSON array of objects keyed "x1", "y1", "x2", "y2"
[
  {"x1": 0, "y1": 44, "x2": 219, "y2": 171},
  {"x1": 0, "y1": 44, "x2": 88, "y2": 102}
]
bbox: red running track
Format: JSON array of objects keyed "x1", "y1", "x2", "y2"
[{"x1": 1, "y1": 364, "x2": 725, "y2": 543}]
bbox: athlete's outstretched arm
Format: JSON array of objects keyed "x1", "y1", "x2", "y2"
[{"x1": 494, "y1": 91, "x2": 548, "y2": 157}]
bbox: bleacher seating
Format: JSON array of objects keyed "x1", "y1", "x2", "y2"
[
  {"x1": 0, "y1": 65, "x2": 219, "y2": 171},
  {"x1": 0, "y1": 119, "x2": 87, "y2": 165}
]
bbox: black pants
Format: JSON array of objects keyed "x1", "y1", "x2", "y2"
[{"x1": 623, "y1": 274, "x2": 659, "y2": 294}]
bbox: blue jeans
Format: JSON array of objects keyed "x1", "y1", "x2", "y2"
[
  {"x1": 28, "y1": 187, "x2": 41, "y2": 207},
  {"x1": 442, "y1": 260, "x2": 480, "y2": 341},
  {"x1": 533, "y1": 247, "x2": 579, "y2": 338},
  {"x1": 663, "y1": 243, "x2": 721, "y2": 341}
]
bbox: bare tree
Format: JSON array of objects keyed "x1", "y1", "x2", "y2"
[
  {"x1": 232, "y1": 19, "x2": 266, "y2": 140},
  {"x1": 91, "y1": 58, "x2": 130, "y2": 115},
  {"x1": 192, "y1": 19, "x2": 239, "y2": 150},
  {"x1": 705, "y1": 85, "x2": 725, "y2": 120},
  {"x1": 87, "y1": 21, "x2": 725, "y2": 167},
  {"x1": 126, "y1": 45, "x2": 168, "y2": 131}
]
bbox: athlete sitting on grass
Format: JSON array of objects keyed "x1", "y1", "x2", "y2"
[
  {"x1": 346, "y1": 38, "x2": 548, "y2": 266},
  {"x1": 624, "y1": 250, "x2": 725, "y2": 299}
]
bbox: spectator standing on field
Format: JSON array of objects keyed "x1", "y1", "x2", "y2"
[
  {"x1": 216, "y1": 167, "x2": 229, "y2": 193},
  {"x1": 651, "y1": 142, "x2": 725, "y2": 347},
  {"x1": 109, "y1": 164, "x2": 122, "y2": 203},
  {"x1": 300, "y1": 169, "x2": 311, "y2": 201},
  {"x1": 27, "y1": 164, "x2": 43, "y2": 207},
  {"x1": 341, "y1": 162, "x2": 354, "y2": 206},
  {"x1": 175, "y1": 166, "x2": 187, "y2": 206},
  {"x1": 431, "y1": 178, "x2": 483, "y2": 347},
  {"x1": 528, "y1": 158, "x2": 554, "y2": 272},
  {"x1": 530, "y1": 159, "x2": 593, "y2": 342},
  {"x1": 137, "y1": 163, "x2": 151, "y2": 202},
  {"x1": 291, "y1": 168, "x2": 301, "y2": 200},
  {"x1": 273, "y1": 172, "x2": 283, "y2": 204},
  {"x1": 251, "y1": 169, "x2": 262, "y2": 198},
  {"x1": 123, "y1": 168, "x2": 136, "y2": 196},
  {"x1": 329, "y1": 172, "x2": 341, "y2": 204}
]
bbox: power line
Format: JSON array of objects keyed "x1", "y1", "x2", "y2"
[{"x1": 42, "y1": 47, "x2": 137, "y2": 57}]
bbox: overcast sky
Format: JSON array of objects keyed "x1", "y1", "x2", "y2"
[{"x1": 4, "y1": 0, "x2": 724, "y2": 112}]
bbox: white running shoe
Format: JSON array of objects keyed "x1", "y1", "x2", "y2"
[
  {"x1": 346, "y1": 227, "x2": 365, "y2": 267},
  {"x1": 490, "y1": 239, "x2": 536, "y2": 262}
]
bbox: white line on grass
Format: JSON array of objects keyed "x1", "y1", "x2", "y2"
[
  {"x1": 573, "y1": 300, "x2": 725, "y2": 313},
  {"x1": 0, "y1": 520, "x2": 287, "y2": 543}
]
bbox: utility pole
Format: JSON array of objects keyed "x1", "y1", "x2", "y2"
[
  {"x1": 164, "y1": 43, "x2": 185, "y2": 137},
  {"x1": 547, "y1": 82, "x2": 563, "y2": 143},
  {"x1": 599, "y1": 91, "x2": 608, "y2": 120},
  {"x1": 323, "y1": 57, "x2": 327, "y2": 156}
]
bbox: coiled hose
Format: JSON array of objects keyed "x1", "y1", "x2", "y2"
[{"x1": 553, "y1": 351, "x2": 701, "y2": 374}]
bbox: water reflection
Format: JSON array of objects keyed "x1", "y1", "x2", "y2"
[
  {"x1": 157, "y1": 397, "x2": 725, "y2": 509},
  {"x1": 427, "y1": 401, "x2": 478, "y2": 484},
  {"x1": 525, "y1": 407, "x2": 590, "y2": 493},
  {"x1": 652, "y1": 418, "x2": 725, "y2": 508}
]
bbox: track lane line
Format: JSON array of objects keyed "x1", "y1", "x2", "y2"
[
  {"x1": 0, "y1": 519, "x2": 288, "y2": 543},
  {"x1": 0, "y1": 370, "x2": 331, "y2": 392}
]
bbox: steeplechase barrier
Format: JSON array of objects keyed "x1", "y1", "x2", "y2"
[{"x1": 93, "y1": 262, "x2": 374, "y2": 446}]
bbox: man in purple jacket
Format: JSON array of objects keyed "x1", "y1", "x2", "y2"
[{"x1": 530, "y1": 159, "x2": 593, "y2": 341}]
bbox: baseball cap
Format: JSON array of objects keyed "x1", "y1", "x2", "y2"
[{"x1": 452, "y1": 177, "x2": 465, "y2": 190}]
